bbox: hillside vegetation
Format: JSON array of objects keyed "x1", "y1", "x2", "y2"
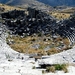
[
  {"x1": 49, "y1": 7, "x2": 75, "y2": 20},
  {"x1": 6, "y1": 34, "x2": 71, "y2": 55},
  {"x1": 0, "y1": 3, "x2": 25, "y2": 12}
]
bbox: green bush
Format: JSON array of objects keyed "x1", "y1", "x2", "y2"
[
  {"x1": 46, "y1": 66, "x2": 50, "y2": 72},
  {"x1": 42, "y1": 70, "x2": 45, "y2": 74},
  {"x1": 32, "y1": 66, "x2": 36, "y2": 69},
  {"x1": 46, "y1": 64, "x2": 68, "y2": 73},
  {"x1": 54, "y1": 64, "x2": 68, "y2": 73},
  {"x1": 55, "y1": 64, "x2": 63, "y2": 70}
]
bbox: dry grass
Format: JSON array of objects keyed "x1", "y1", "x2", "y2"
[
  {"x1": 49, "y1": 7, "x2": 75, "y2": 20},
  {"x1": 6, "y1": 34, "x2": 70, "y2": 55},
  {"x1": 49, "y1": 66, "x2": 55, "y2": 73},
  {"x1": 10, "y1": 43, "x2": 29, "y2": 53},
  {"x1": 0, "y1": 3, "x2": 25, "y2": 12},
  {"x1": 42, "y1": 70, "x2": 46, "y2": 74},
  {"x1": 47, "y1": 48, "x2": 60, "y2": 55},
  {"x1": 60, "y1": 8, "x2": 75, "y2": 13},
  {"x1": 63, "y1": 38, "x2": 70, "y2": 46},
  {"x1": 51, "y1": 12, "x2": 70, "y2": 20}
]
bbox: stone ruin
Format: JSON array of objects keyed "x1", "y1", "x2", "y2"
[
  {"x1": 1, "y1": 8, "x2": 56, "y2": 36},
  {"x1": 1, "y1": 9, "x2": 25, "y2": 19},
  {"x1": 1, "y1": 8, "x2": 75, "y2": 45},
  {"x1": 56, "y1": 14, "x2": 75, "y2": 45}
]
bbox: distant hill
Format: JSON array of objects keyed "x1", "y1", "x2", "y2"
[
  {"x1": 0, "y1": 0, "x2": 9, "y2": 3},
  {"x1": 37, "y1": 0, "x2": 75, "y2": 6},
  {"x1": 0, "y1": 0, "x2": 39, "y2": 5},
  {"x1": 0, "y1": 0, "x2": 53, "y2": 12},
  {"x1": 0, "y1": 0, "x2": 75, "y2": 7}
]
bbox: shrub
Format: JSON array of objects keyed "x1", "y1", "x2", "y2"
[
  {"x1": 46, "y1": 64, "x2": 68, "y2": 73},
  {"x1": 49, "y1": 66, "x2": 55, "y2": 73},
  {"x1": 31, "y1": 38, "x2": 35, "y2": 41},
  {"x1": 63, "y1": 67, "x2": 68, "y2": 73},
  {"x1": 55, "y1": 64, "x2": 63, "y2": 70},
  {"x1": 42, "y1": 70, "x2": 45, "y2": 74},
  {"x1": 46, "y1": 66, "x2": 50, "y2": 72},
  {"x1": 46, "y1": 66, "x2": 55, "y2": 73},
  {"x1": 38, "y1": 32, "x2": 42, "y2": 37},
  {"x1": 32, "y1": 66, "x2": 36, "y2": 69},
  {"x1": 47, "y1": 48, "x2": 59, "y2": 55},
  {"x1": 54, "y1": 64, "x2": 68, "y2": 73}
]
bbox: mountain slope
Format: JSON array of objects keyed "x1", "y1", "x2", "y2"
[
  {"x1": 0, "y1": 0, "x2": 75, "y2": 7},
  {"x1": 0, "y1": 0, "x2": 8, "y2": 3},
  {"x1": 0, "y1": 0, "x2": 53, "y2": 12},
  {"x1": 37, "y1": 0, "x2": 75, "y2": 6},
  {"x1": 0, "y1": 0, "x2": 44, "y2": 6}
]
